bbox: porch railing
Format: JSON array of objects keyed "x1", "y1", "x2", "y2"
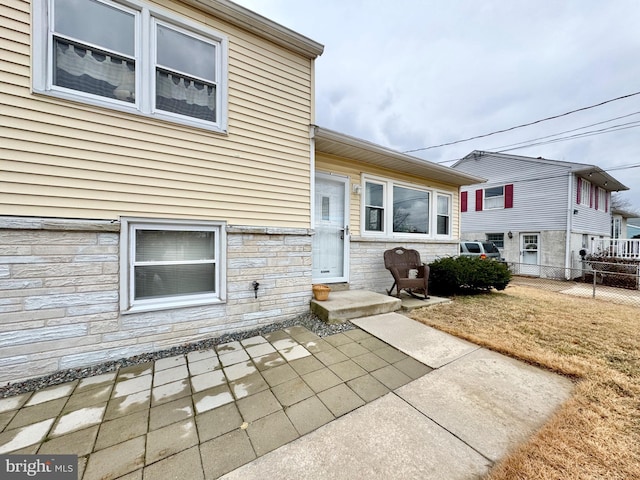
[{"x1": 591, "y1": 238, "x2": 640, "y2": 259}]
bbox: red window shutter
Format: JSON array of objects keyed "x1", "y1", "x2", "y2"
[
  {"x1": 504, "y1": 184, "x2": 514, "y2": 209},
  {"x1": 589, "y1": 184, "x2": 593, "y2": 208},
  {"x1": 605, "y1": 192, "x2": 609, "y2": 212},
  {"x1": 461, "y1": 191, "x2": 468, "y2": 212},
  {"x1": 577, "y1": 177, "x2": 582, "y2": 204},
  {"x1": 475, "y1": 189, "x2": 483, "y2": 211},
  {"x1": 595, "y1": 187, "x2": 599, "y2": 210}
]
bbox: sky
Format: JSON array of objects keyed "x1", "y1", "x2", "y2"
[{"x1": 234, "y1": 0, "x2": 640, "y2": 212}]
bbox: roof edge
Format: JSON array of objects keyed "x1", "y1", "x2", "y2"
[
  {"x1": 182, "y1": 0, "x2": 324, "y2": 59},
  {"x1": 314, "y1": 126, "x2": 486, "y2": 186}
]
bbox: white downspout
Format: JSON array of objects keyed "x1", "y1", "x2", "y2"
[{"x1": 564, "y1": 172, "x2": 573, "y2": 279}]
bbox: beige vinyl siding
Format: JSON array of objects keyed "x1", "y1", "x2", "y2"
[
  {"x1": 0, "y1": 0, "x2": 314, "y2": 228},
  {"x1": 316, "y1": 153, "x2": 460, "y2": 236}
]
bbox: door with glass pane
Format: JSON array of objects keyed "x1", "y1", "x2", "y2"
[
  {"x1": 520, "y1": 233, "x2": 540, "y2": 276},
  {"x1": 313, "y1": 174, "x2": 349, "y2": 283}
]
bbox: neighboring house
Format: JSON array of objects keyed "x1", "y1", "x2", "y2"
[
  {"x1": 453, "y1": 151, "x2": 628, "y2": 277},
  {"x1": 626, "y1": 218, "x2": 640, "y2": 238},
  {"x1": 0, "y1": 0, "x2": 480, "y2": 383}
]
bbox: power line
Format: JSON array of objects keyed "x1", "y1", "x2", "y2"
[
  {"x1": 487, "y1": 110, "x2": 640, "y2": 151},
  {"x1": 496, "y1": 122, "x2": 640, "y2": 153},
  {"x1": 435, "y1": 118, "x2": 640, "y2": 164},
  {"x1": 403, "y1": 91, "x2": 640, "y2": 153}
]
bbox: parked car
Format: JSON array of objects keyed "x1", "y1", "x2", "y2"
[{"x1": 460, "y1": 241, "x2": 504, "y2": 261}]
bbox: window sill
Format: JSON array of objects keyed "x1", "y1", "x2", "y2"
[{"x1": 122, "y1": 295, "x2": 224, "y2": 315}]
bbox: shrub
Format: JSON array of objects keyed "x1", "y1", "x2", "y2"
[
  {"x1": 428, "y1": 256, "x2": 512, "y2": 295},
  {"x1": 580, "y1": 255, "x2": 639, "y2": 290}
]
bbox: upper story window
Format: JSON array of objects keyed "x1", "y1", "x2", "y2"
[
  {"x1": 484, "y1": 186, "x2": 504, "y2": 210},
  {"x1": 34, "y1": 0, "x2": 227, "y2": 132},
  {"x1": 578, "y1": 177, "x2": 591, "y2": 206},
  {"x1": 466, "y1": 184, "x2": 513, "y2": 211},
  {"x1": 362, "y1": 177, "x2": 451, "y2": 238},
  {"x1": 596, "y1": 187, "x2": 607, "y2": 211}
]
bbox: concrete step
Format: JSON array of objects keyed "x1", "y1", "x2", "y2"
[{"x1": 310, "y1": 290, "x2": 402, "y2": 324}]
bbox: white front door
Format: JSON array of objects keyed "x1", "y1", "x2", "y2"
[
  {"x1": 520, "y1": 233, "x2": 540, "y2": 276},
  {"x1": 313, "y1": 173, "x2": 349, "y2": 283}
]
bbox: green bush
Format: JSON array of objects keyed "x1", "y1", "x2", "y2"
[{"x1": 428, "y1": 256, "x2": 511, "y2": 295}]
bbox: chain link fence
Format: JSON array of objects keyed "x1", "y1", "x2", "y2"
[{"x1": 507, "y1": 261, "x2": 640, "y2": 308}]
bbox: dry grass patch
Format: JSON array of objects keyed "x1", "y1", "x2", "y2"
[{"x1": 409, "y1": 285, "x2": 640, "y2": 480}]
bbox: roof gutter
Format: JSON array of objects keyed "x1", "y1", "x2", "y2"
[
  {"x1": 313, "y1": 126, "x2": 486, "y2": 186},
  {"x1": 181, "y1": 0, "x2": 324, "y2": 59}
]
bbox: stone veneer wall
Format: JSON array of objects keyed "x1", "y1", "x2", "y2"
[
  {"x1": 0, "y1": 217, "x2": 313, "y2": 384},
  {"x1": 349, "y1": 238, "x2": 458, "y2": 293}
]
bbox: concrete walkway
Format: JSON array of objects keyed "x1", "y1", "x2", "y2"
[{"x1": 0, "y1": 313, "x2": 574, "y2": 479}]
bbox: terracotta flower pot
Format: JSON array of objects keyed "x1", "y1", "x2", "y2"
[{"x1": 312, "y1": 284, "x2": 331, "y2": 301}]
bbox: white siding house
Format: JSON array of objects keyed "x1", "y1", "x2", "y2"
[{"x1": 453, "y1": 151, "x2": 628, "y2": 278}]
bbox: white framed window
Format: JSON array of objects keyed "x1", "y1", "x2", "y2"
[
  {"x1": 33, "y1": 0, "x2": 228, "y2": 132},
  {"x1": 484, "y1": 186, "x2": 504, "y2": 210},
  {"x1": 436, "y1": 194, "x2": 451, "y2": 236},
  {"x1": 393, "y1": 185, "x2": 429, "y2": 234},
  {"x1": 364, "y1": 181, "x2": 385, "y2": 233},
  {"x1": 120, "y1": 218, "x2": 226, "y2": 313},
  {"x1": 580, "y1": 178, "x2": 591, "y2": 206},
  {"x1": 486, "y1": 233, "x2": 504, "y2": 248},
  {"x1": 362, "y1": 176, "x2": 451, "y2": 238},
  {"x1": 597, "y1": 187, "x2": 606, "y2": 211}
]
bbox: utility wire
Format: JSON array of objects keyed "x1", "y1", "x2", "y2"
[
  {"x1": 487, "y1": 110, "x2": 640, "y2": 151},
  {"x1": 403, "y1": 91, "x2": 640, "y2": 153},
  {"x1": 497, "y1": 122, "x2": 640, "y2": 153}
]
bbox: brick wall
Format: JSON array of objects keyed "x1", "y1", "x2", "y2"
[{"x1": 0, "y1": 217, "x2": 313, "y2": 384}]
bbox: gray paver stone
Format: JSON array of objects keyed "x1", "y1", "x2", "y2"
[
  {"x1": 285, "y1": 395, "x2": 335, "y2": 436},
  {"x1": 317, "y1": 384, "x2": 365, "y2": 417},
  {"x1": 329, "y1": 360, "x2": 368, "y2": 382},
  {"x1": 83, "y1": 435, "x2": 146, "y2": 480},
  {"x1": 371, "y1": 365, "x2": 413, "y2": 390},
  {"x1": 336, "y1": 342, "x2": 369, "y2": 358},
  {"x1": 6, "y1": 398, "x2": 66, "y2": 430},
  {"x1": 229, "y1": 372, "x2": 269, "y2": 400},
  {"x1": 260, "y1": 363, "x2": 298, "y2": 387},
  {"x1": 347, "y1": 375, "x2": 390, "y2": 403},
  {"x1": 288, "y1": 355, "x2": 325, "y2": 376},
  {"x1": 149, "y1": 395, "x2": 193, "y2": 431},
  {"x1": 236, "y1": 390, "x2": 281, "y2": 423},
  {"x1": 301, "y1": 368, "x2": 342, "y2": 393},
  {"x1": 38, "y1": 424, "x2": 99, "y2": 456},
  {"x1": 143, "y1": 446, "x2": 204, "y2": 480},
  {"x1": 196, "y1": 402, "x2": 243, "y2": 443},
  {"x1": 145, "y1": 418, "x2": 198, "y2": 464},
  {"x1": 95, "y1": 409, "x2": 149, "y2": 450},
  {"x1": 246, "y1": 410, "x2": 299, "y2": 456},
  {"x1": 393, "y1": 357, "x2": 433, "y2": 379},
  {"x1": 271, "y1": 377, "x2": 314, "y2": 407},
  {"x1": 314, "y1": 348, "x2": 349, "y2": 366},
  {"x1": 104, "y1": 390, "x2": 150, "y2": 421},
  {"x1": 351, "y1": 352, "x2": 390, "y2": 372},
  {"x1": 200, "y1": 430, "x2": 256, "y2": 480},
  {"x1": 151, "y1": 379, "x2": 191, "y2": 406}
]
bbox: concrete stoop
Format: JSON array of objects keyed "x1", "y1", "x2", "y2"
[
  {"x1": 310, "y1": 290, "x2": 452, "y2": 324},
  {"x1": 310, "y1": 290, "x2": 401, "y2": 323}
]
